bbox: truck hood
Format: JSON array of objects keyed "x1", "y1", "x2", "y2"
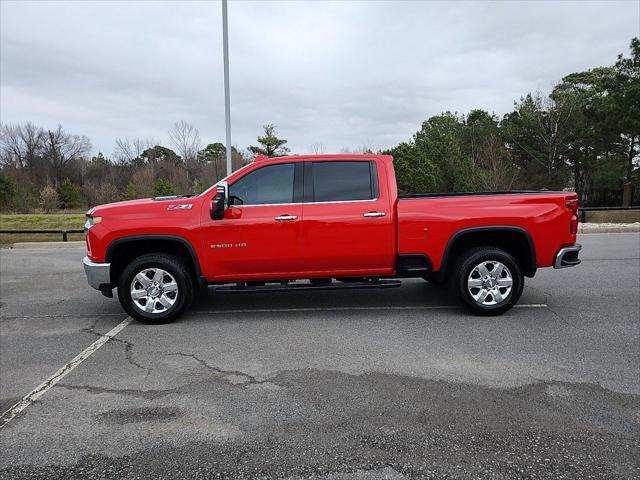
[{"x1": 89, "y1": 196, "x2": 200, "y2": 217}]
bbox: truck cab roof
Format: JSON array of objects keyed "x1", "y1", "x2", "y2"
[{"x1": 254, "y1": 153, "x2": 391, "y2": 163}]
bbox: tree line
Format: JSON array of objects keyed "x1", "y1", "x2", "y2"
[
  {"x1": 1, "y1": 38, "x2": 637, "y2": 212},
  {"x1": 386, "y1": 38, "x2": 639, "y2": 206}
]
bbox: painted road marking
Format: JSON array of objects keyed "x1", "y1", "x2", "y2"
[
  {"x1": 0, "y1": 317, "x2": 132, "y2": 429},
  {"x1": 0, "y1": 304, "x2": 547, "y2": 426},
  {"x1": 2, "y1": 304, "x2": 548, "y2": 320}
]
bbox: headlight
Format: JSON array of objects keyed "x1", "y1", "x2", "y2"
[{"x1": 84, "y1": 216, "x2": 102, "y2": 231}]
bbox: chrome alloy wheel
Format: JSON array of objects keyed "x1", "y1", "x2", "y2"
[
  {"x1": 467, "y1": 260, "x2": 513, "y2": 306},
  {"x1": 130, "y1": 268, "x2": 179, "y2": 314}
]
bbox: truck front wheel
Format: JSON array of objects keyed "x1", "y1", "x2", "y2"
[
  {"x1": 117, "y1": 253, "x2": 195, "y2": 324},
  {"x1": 452, "y1": 247, "x2": 524, "y2": 316}
]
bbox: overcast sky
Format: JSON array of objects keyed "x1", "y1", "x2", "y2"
[{"x1": 1, "y1": 1, "x2": 639, "y2": 157}]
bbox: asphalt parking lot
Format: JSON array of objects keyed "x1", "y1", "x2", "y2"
[{"x1": 0, "y1": 233, "x2": 638, "y2": 479}]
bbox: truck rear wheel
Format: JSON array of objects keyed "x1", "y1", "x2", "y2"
[
  {"x1": 452, "y1": 247, "x2": 524, "y2": 316},
  {"x1": 117, "y1": 253, "x2": 194, "y2": 324}
]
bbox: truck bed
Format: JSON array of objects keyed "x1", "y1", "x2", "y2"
[{"x1": 397, "y1": 191, "x2": 578, "y2": 272}]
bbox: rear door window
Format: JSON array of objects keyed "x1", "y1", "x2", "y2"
[{"x1": 311, "y1": 161, "x2": 375, "y2": 202}]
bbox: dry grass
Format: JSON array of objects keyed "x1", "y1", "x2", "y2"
[{"x1": 0, "y1": 214, "x2": 86, "y2": 246}]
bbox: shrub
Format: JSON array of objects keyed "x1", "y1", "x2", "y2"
[
  {"x1": 97, "y1": 183, "x2": 120, "y2": 205},
  {"x1": 122, "y1": 181, "x2": 138, "y2": 200},
  {"x1": 40, "y1": 185, "x2": 59, "y2": 212},
  {"x1": 57, "y1": 178, "x2": 81, "y2": 209},
  {"x1": 154, "y1": 179, "x2": 176, "y2": 197},
  {"x1": 0, "y1": 175, "x2": 17, "y2": 210}
]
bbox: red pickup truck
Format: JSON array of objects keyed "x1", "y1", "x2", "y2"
[{"x1": 83, "y1": 154, "x2": 581, "y2": 323}]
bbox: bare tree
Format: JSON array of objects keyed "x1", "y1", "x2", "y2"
[
  {"x1": 114, "y1": 137, "x2": 136, "y2": 164},
  {"x1": 168, "y1": 121, "x2": 201, "y2": 179},
  {"x1": 356, "y1": 144, "x2": 374, "y2": 154},
  {"x1": 0, "y1": 122, "x2": 45, "y2": 168},
  {"x1": 536, "y1": 91, "x2": 577, "y2": 182},
  {"x1": 44, "y1": 125, "x2": 91, "y2": 184},
  {"x1": 358, "y1": 138, "x2": 376, "y2": 154},
  {"x1": 114, "y1": 137, "x2": 157, "y2": 164},
  {"x1": 20, "y1": 123, "x2": 46, "y2": 168},
  {"x1": 477, "y1": 133, "x2": 517, "y2": 190},
  {"x1": 0, "y1": 124, "x2": 23, "y2": 167},
  {"x1": 338, "y1": 144, "x2": 375, "y2": 154},
  {"x1": 309, "y1": 142, "x2": 326, "y2": 154},
  {"x1": 130, "y1": 166, "x2": 155, "y2": 198},
  {"x1": 503, "y1": 90, "x2": 578, "y2": 189}
]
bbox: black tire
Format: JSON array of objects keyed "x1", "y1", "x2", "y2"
[
  {"x1": 451, "y1": 247, "x2": 524, "y2": 316},
  {"x1": 117, "y1": 253, "x2": 195, "y2": 324}
]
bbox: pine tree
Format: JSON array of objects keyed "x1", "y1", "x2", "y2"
[{"x1": 248, "y1": 124, "x2": 290, "y2": 158}]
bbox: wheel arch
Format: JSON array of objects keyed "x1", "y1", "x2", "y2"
[
  {"x1": 106, "y1": 235, "x2": 204, "y2": 289},
  {"x1": 438, "y1": 226, "x2": 537, "y2": 280}
]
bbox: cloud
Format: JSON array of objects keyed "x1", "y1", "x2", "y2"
[{"x1": 1, "y1": 0, "x2": 638, "y2": 156}]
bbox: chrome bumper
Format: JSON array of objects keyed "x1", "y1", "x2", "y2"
[
  {"x1": 83, "y1": 256, "x2": 111, "y2": 290},
  {"x1": 554, "y1": 244, "x2": 582, "y2": 269}
]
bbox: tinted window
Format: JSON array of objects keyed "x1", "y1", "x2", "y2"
[
  {"x1": 229, "y1": 163, "x2": 295, "y2": 205},
  {"x1": 312, "y1": 161, "x2": 374, "y2": 202}
]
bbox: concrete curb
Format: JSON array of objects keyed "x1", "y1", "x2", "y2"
[
  {"x1": 579, "y1": 223, "x2": 640, "y2": 234},
  {"x1": 12, "y1": 241, "x2": 85, "y2": 249},
  {"x1": 580, "y1": 228, "x2": 640, "y2": 233}
]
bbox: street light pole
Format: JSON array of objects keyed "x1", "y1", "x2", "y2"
[{"x1": 222, "y1": 0, "x2": 232, "y2": 176}]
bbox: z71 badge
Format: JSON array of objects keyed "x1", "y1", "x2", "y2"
[
  {"x1": 167, "y1": 204, "x2": 193, "y2": 210},
  {"x1": 211, "y1": 242, "x2": 247, "y2": 249}
]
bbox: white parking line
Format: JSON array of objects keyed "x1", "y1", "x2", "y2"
[
  {"x1": 0, "y1": 317, "x2": 132, "y2": 430},
  {"x1": 0, "y1": 304, "x2": 548, "y2": 320},
  {"x1": 188, "y1": 304, "x2": 548, "y2": 315}
]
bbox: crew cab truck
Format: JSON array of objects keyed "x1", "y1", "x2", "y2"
[{"x1": 83, "y1": 154, "x2": 581, "y2": 323}]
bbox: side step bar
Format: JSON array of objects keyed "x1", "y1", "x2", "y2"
[{"x1": 215, "y1": 279, "x2": 402, "y2": 294}]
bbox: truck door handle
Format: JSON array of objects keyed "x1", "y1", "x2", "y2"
[
  {"x1": 275, "y1": 215, "x2": 298, "y2": 221},
  {"x1": 363, "y1": 212, "x2": 386, "y2": 217}
]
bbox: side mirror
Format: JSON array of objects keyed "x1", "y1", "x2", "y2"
[{"x1": 210, "y1": 182, "x2": 228, "y2": 220}]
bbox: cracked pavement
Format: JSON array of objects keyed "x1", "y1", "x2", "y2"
[{"x1": 0, "y1": 233, "x2": 639, "y2": 479}]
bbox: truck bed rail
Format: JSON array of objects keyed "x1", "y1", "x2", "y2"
[{"x1": 399, "y1": 191, "x2": 561, "y2": 199}]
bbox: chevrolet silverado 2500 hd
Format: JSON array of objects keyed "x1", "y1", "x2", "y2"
[{"x1": 83, "y1": 154, "x2": 581, "y2": 323}]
